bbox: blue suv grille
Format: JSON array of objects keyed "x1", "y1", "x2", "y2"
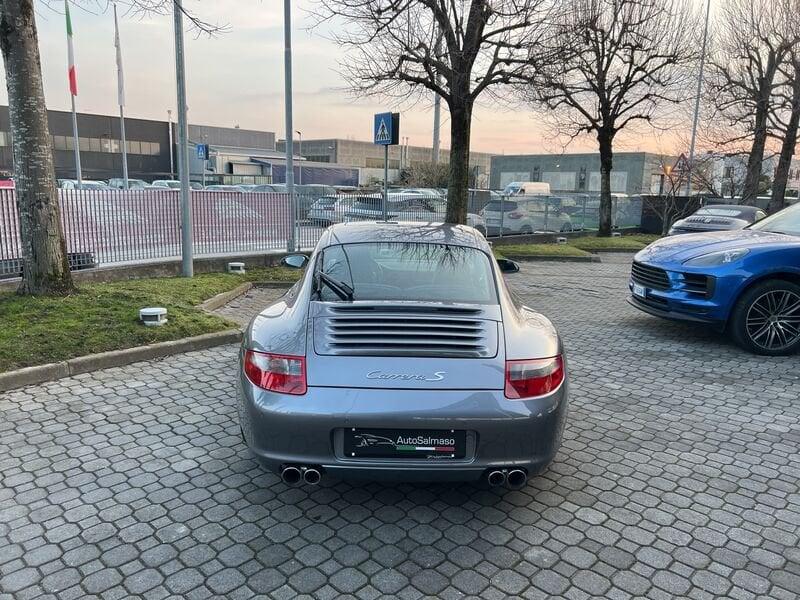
[{"x1": 631, "y1": 262, "x2": 670, "y2": 290}]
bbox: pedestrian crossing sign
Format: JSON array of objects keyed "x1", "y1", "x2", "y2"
[{"x1": 374, "y1": 112, "x2": 400, "y2": 145}]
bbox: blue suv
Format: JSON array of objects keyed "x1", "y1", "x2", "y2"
[{"x1": 629, "y1": 203, "x2": 800, "y2": 355}]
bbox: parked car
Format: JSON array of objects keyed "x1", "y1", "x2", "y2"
[
  {"x1": 151, "y1": 180, "x2": 181, "y2": 189},
  {"x1": 307, "y1": 196, "x2": 340, "y2": 225},
  {"x1": 628, "y1": 203, "x2": 800, "y2": 355},
  {"x1": 205, "y1": 184, "x2": 246, "y2": 192},
  {"x1": 343, "y1": 194, "x2": 411, "y2": 221},
  {"x1": 107, "y1": 178, "x2": 149, "y2": 189},
  {"x1": 250, "y1": 184, "x2": 287, "y2": 193},
  {"x1": 480, "y1": 197, "x2": 573, "y2": 235},
  {"x1": 238, "y1": 222, "x2": 568, "y2": 485},
  {"x1": 57, "y1": 179, "x2": 110, "y2": 190},
  {"x1": 393, "y1": 197, "x2": 487, "y2": 235},
  {"x1": 150, "y1": 180, "x2": 203, "y2": 190},
  {"x1": 669, "y1": 205, "x2": 766, "y2": 236}
]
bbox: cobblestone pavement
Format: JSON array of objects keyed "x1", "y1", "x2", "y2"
[{"x1": 2, "y1": 256, "x2": 799, "y2": 600}]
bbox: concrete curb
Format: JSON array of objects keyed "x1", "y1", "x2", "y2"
[
  {"x1": 199, "y1": 282, "x2": 253, "y2": 312},
  {"x1": 581, "y1": 248, "x2": 643, "y2": 253},
  {"x1": 502, "y1": 254, "x2": 602, "y2": 263},
  {"x1": 0, "y1": 329, "x2": 242, "y2": 393}
]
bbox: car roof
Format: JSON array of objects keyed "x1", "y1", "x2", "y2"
[
  {"x1": 700, "y1": 204, "x2": 759, "y2": 212},
  {"x1": 321, "y1": 221, "x2": 487, "y2": 250}
]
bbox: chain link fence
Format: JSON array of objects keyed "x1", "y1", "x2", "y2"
[{"x1": 1, "y1": 188, "x2": 643, "y2": 279}]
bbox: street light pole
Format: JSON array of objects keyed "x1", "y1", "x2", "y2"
[
  {"x1": 686, "y1": 0, "x2": 712, "y2": 197},
  {"x1": 284, "y1": 0, "x2": 296, "y2": 252},
  {"x1": 167, "y1": 109, "x2": 174, "y2": 179},
  {"x1": 173, "y1": 0, "x2": 193, "y2": 277},
  {"x1": 296, "y1": 130, "x2": 302, "y2": 185}
]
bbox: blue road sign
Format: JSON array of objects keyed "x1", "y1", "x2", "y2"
[
  {"x1": 374, "y1": 113, "x2": 395, "y2": 145},
  {"x1": 196, "y1": 144, "x2": 209, "y2": 160}
]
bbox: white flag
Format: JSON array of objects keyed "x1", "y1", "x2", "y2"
[{"x1": 113, "y1": 3, "x2": 125, "y2": 107}]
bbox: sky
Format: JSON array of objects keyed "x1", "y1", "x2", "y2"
[{"x1": 1, "y1": 0, "x2": 702, "y2": 155}]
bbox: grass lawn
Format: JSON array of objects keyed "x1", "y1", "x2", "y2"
[
  {"x1": 0, "y1": 267, "x2": 300, "y2": 372},
  {"x1": 493, "y1": 244, "x2": 590, "y2": 258}
]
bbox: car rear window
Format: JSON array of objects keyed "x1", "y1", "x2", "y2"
[
  {"x1": 316, "y1": 242, "x2": 497, "y2": 304},
  {"x1": 484, "y1": 200, "x2": 518, "y2": 212}
]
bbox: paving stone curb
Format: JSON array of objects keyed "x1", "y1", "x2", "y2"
[
  {"x1": 502, "y1": 254, "x2": 602, "y2": 263},
  {"x1": 198, "y1": 282, "x2": 254, "y2": 312},
  {"x1": 0, "y1": 329, "x2": 241, "y2": 392}
]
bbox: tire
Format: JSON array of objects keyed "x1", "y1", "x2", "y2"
[
  {"x1": 560, "y1": 222, "x2": 574, "y2": 232},
  {"x1": 729, "y1": 279, "x2": 800, "y2": 356},
  {"x1": 520, "y1": 225, "x2": 533, "y2": 235}
]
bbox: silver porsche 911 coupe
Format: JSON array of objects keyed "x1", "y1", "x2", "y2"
[{"x1": 237, "y1": 222, "x2": 568, "y2": 488}]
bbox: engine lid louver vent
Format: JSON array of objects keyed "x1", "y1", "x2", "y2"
[{"x1": 312, "y1": 303, "x2": 499, "y2": 358}]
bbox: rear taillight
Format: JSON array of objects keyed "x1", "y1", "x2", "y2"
[
  {"x1": 244, "y1": 350, "x2": 307, "y2": 395},
  {"x1": 505, "y1": 355, "x2": 564, "y2": 399}
]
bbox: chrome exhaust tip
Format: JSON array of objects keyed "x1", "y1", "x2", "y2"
[
  {"x1": 506, "y1": 469, "x2": 527, "y2": 489},
  {"x1": 303, "y1": 467, "x2": 321, "y2": 485},
  {"x1": 280, "y1": 466, "x2": 302, "y2": 485},
  {"x1": 487, "y1": 470, "x2": 506, "y2": 487}
]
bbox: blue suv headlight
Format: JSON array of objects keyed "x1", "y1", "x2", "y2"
[{"x1": 683, "y1": 248, "x2": 750, "y2": 267}]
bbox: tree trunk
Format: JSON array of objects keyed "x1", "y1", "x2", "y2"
[
  {"x1": 0, "y1": 0, "x2": 74, "y2": 295},
  {"x1": 597, "y1": 130, "x2": 613, "y2": 237},
  {"x1": 444, "y1": 101, "x2": 472, "y2": 224},
  {"x1": 769, "y1": 70, "x2": 800, "y2": 214},
  {"x1": 742, "y1": 69, "x2": 777, "y2": 204}
]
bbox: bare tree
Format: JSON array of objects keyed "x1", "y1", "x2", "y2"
[
  {"x1": 0, "y1": 0, "x2": 74, "y2": 295},
  {"x1": 526, "y1": 0, "x2": 700, "y2": 237},
  {"x1": 768, "y1": 51, "x2": 800, "y2": 213},
  {"x1": 706, "y1": 0, "x2": 798, "y2": 205},
  {"x1": 0, "y1": 1, "x2": 221, "y2": 296},
  {"x1": 642, "y1": 155, "x2": 692, "y2": 235},
  {"x1": 312, "y1": 0, "x2": 548, "y2": 224},
  {"x1": 689, "y1": 152, "x2": 749, "y2": 198}
]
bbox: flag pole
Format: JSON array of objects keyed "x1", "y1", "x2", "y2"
[
  {"x1": 65, "y1": 0, "x2": 82, "y2": 186},
  {"x1": 114, "y1": 3, "x2": 129, "y2": 189}
]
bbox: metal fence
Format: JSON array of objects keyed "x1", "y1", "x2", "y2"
[{"x1": 0, "y1": 188, "x2": 643, "y2": 279}]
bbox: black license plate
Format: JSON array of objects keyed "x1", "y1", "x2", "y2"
[{"x1": 344, "y1": 428, "x2": 466, "y2": 459}]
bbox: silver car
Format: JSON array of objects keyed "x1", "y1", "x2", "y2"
[{"x1": 238, "y1": 222, "x2": 568, "y2": 487}]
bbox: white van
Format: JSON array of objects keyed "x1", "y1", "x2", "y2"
[{"x1": 503, "y1": 181, "x2": 551, "y2": 196}]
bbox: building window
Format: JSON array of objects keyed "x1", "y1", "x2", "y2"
[
  {"x1": 365, "y1": 157, "x2": 384, "y2": 169},
  {"x1": 305, "y1": 155, "x2": 330, "y2": 163},
  {"x1": 52, "y1": 135, "x2": 67, "y2": 150},
  {"x1": 79, "y1": 137, "x2": 91, "y2": 151},
  {"x1": 89, "y1": 138, "x2": 102, "y2": 152},
  {"x1": 0, "y1": 132, "x2": 10, "y2": 147},
  {"x1": 127, "y1": 140, "x2": 141, "y2": 154}
]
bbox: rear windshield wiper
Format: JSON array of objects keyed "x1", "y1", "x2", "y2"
[{"x1": 316, "y1": 272, "x2": 354, "y2": 301}]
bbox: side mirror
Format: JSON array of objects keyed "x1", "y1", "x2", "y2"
[
  {"x1": 281, "y1": 254, "x2": 309, "y2": 269},
  {"x1": 496, "y1": 258, "x2": 520, "y2": 274}
]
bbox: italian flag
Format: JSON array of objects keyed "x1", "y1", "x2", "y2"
[{"x1": 65, "y1": 0, "x2": 77, "y2": 96}]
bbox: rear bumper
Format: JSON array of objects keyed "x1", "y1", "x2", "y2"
[{"x1": 237, "y1": 374, "x2": 568, "y2": 481}]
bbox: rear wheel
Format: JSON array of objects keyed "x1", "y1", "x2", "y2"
[
  {"x1": 520, "y1": 225, "x2": 533, "y2": 235},
  {"x1": 729, "y1": 280, "x2": 800, "y2": 355}
]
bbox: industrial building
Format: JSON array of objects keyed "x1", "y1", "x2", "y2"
[
  {"x1": 277, "y1": 138, "x2": 495, "y2": 187},
  {"x1": 490, "y1": 152, "x2": 676, "y2": 195},
  {"x1": 0, "y1": 106, "x2": 358, "y2": 186}
]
